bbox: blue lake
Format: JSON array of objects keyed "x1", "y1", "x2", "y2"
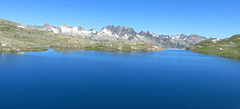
[{"x1": 0, "y1": 49, "x2": 240, "y2": 109}]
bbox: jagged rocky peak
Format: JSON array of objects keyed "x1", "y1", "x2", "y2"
[
  {"x1": 77, "y1": 26, "x2": 85, "y2": 31},
  {"x1": 60, "y1": 24, "x2": 67, "y2": 27},
  {"x1": 139, "y1": 31, "x2": 146, "y2": 36},
  {"x1": 146, "y1": 31, "x2": 154, "y2": 37},
  {"x1": 138, "y1": 31, "x2": 158, "y2": 37},
  {"x1": 102, "y1": 25, "x2": 137, "y2": 36},
  {"x1": 89, "y1": 28, "x2": 97, "y2": 31},
  {"x1": 180, "y1": 34, "x2": 188, "y2": 37},
  {"x1": 43, "y1": 23, "x2": 53, "y2": 27},
  {"x1": 89, "y1": 29, "x2": 97, "y2": 33},
  {"x1": 63, "y1": 25, "x2": 85, "y2": 31},
  {"x1": 60, "y1": 24, "x2": 73, "y2": 28}
]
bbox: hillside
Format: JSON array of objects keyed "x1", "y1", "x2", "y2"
[
  {"x1": 187, "y1": 34, "x2": 240, "y2": 59},
  {"x1": 0, "y1": 19, "x2": 163, "y2": 53}
]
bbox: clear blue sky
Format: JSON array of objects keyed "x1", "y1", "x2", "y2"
[{"x1": 0, "y1": 0, "x2": 239, "y2": 38}]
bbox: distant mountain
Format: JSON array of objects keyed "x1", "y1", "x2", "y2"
[
  {"x1": 0, "y1": 19, "x2": 162, "y2": 53},
  {"x1": 27, "y1": 24, "x2": 207, "y2": 48},
  {"x1": 187, "y1": 34, "x2": 240, "y2": 59}
]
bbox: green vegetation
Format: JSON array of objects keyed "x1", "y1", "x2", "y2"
[
  {"x1": 0, "y1": 19, "x2": 163, "y2": 53},
  {"x1": 86, "y1": 41, "x2": 163, "y2": 51},
  {"x1": 187, "y1": 34, "x2": 240, "y2": 59}
]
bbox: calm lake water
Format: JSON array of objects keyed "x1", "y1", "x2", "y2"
[{"x1": 0, "y1": 49, "x2": 240, "y2": 109}]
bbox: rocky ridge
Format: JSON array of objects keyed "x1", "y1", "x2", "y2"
[{"x1": 27, "y1": 24, "x2": 207, "y2": 48}]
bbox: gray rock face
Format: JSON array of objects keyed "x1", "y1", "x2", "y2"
[
  {"x1": 27, "y1": 24, "x2": 207, "y2": 48},
  {"x1": 103, "y1": 25, "x2": 137, "y2": 36}
]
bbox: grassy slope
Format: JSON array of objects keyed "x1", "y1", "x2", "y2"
[
  {"x1": 0, "y1": 19, "x2": 95, "y2": 53},
  {"x1": 0, "y1": 19, "x2": 163, "y2": 53},
  {"x1": 188, "y1": 34, "x2": 240, "y2": 59}
]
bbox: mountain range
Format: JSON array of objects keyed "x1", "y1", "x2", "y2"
[
  {"x1": 27, "y1": 24, "x2": 207, "y2": 48},
  {"x1": 0, "y1": 19, "x2": 163, "y2": 53}
]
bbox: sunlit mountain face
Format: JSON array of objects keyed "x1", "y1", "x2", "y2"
[{"x1": 28, "y1": 24, "x2": 207, "y2": 48}]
